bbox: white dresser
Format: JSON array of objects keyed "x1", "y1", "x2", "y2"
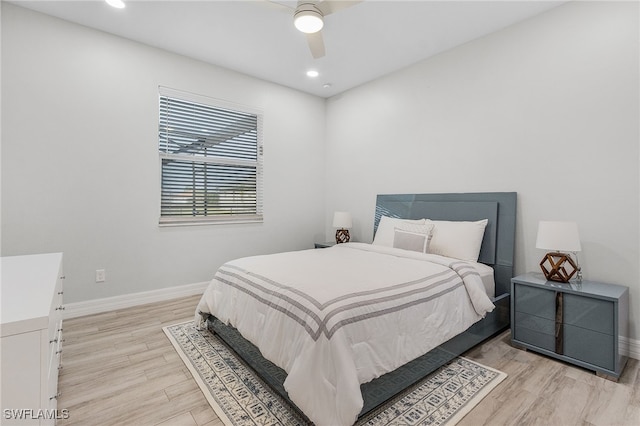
[{"x1": 1, "y1": 253, "x2": 65, "y2": 425}]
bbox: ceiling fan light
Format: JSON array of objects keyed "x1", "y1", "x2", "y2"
[
  {"x1": 105, "y1": 0, "x2": 125, "y2": 9},
  {"x1": 294, "y1": 8, "x2": 324, "y2": 34}
]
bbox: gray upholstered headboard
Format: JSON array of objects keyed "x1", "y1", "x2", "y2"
[{"x1": 374, "y1": 192, "x2": 517, "y2": 297}]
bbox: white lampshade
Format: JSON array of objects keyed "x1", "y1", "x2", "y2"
[
  {"x1": 535, "y1": 221, "x2": 581, "y2": 252},
  {"x1": 332, "y1": 211, "x2": 352, "y2": 229},
  {"x1": 294, "y1": 6, "x2": 324, "y2": 33}
]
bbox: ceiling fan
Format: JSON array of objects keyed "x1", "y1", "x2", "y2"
[{"x1": 274, "y1": 1, "x2": 363, "y2": 59}]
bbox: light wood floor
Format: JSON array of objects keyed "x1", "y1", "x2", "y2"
[{"x1": 58, "y1": 295, "x2": 640, "y2": 426}]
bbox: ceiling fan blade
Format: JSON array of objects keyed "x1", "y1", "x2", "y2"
[
  {"x1": 306, "y1": 31, "x2": 325, "y2": 58},
  {"x1": 317, "y1": 0, "x2": 363, "y2": 16},
  {"x1": 266, "y1": 0, "x2": 295, "y2": 11}
]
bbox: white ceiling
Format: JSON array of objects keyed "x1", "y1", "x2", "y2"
[{"x1": 11, "y1": 0, "x2": 566, "y2": 98}]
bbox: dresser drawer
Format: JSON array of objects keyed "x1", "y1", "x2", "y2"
[
  {"x1": 47, "y1": 335, "x2": 61, "y2": 408},
  {"x1": 564, "y1": 324, "x2": 614, "y2": 370},
  {"x1": 48, "y1": 319, "x2": 63, "y2": 379},
  {"x1": 564, "y1": 294, "x2": 613, "y2": 335},
  {"x1": 514, "y1": 283, "x2": 555, "y2": 320}
]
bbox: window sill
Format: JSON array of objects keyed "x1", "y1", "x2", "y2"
[{"x1": 159, "y1": 215, "x2": 263, "y2": 227}]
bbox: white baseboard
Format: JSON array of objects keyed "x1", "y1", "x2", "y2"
[
  {"x1": 64, "y1": 281, "x2": 209, "y2": 319},
  {"x1": 621, "y1": 336, "x2": 640, "y2": 361}
]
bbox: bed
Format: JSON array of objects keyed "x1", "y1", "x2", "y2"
[{"x1": 196, "y1": 192, "x2": 517, "y2": 426}]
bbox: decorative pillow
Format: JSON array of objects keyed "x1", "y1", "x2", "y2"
[
  {"x1": 372, "y1": 216, "x2": 425, "y2": 247},
  {"x1": 393, "y1": 228, "x2": 431, "y2": 253},
  {"x1": 395, "y1": 222, "x2": 435, "y2": 237},
  {"x1": 425, "y1": 219, "x2": 488, "y2": 262}
]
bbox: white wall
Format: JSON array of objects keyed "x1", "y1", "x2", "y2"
[
  {"x1": 325, "y1": 1, "x2": 640, "y2": 339},
  {"x1": 1, "y1": 4, "x2": 326, "y2": 303},
  {"x1": 2, "y1": 2, "x2": 639, "y2": 344}
]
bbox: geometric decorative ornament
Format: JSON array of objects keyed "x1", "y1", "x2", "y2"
[
  {"x1": 335, "y1": 228, "x2": 350, "y2": 244},
  {"x1": 540, "y1": 252, "x2": 578, "y2": 283}
]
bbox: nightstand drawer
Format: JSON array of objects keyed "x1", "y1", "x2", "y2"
[
  {"x1": 514, "y1": 312, "x2": 555, "y2": 335},
  {"x1": 514, "y1": 284, "x2": 555, "y2": 320},
  {"x1": 514, "y1": 320, "x2": 555, "y2": 353},
  {"x1": 564, "y1": 294, "x2": 613, "y2": 335},
  {"x1": 564, "y1": 324, "x2": 614, "y2": 370}
]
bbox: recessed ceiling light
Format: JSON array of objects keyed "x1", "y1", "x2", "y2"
[
  {"x1": 323, "y1": 83, "x2": 332, "y2": 88},
  {"x1": 106, "y1": 0, "x2": 126, "y2": 9},
  {"x1": 306, "y1": 70, "x2": 319, "y2": 78}
]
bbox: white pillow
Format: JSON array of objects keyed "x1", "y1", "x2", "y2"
[
  {"x1": 372, "y1": 216, "x2": 425, "y2": 247},
  {"x1": 393, "y1": 224, "x2": 433, "y2": 253},
  {"x1": 393, "y1": 229, "x2": 429, "y2": 253},
  {"x1": 425, "y1": 219, "x2": 488, "y2": 262}
]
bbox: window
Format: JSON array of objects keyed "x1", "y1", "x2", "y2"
[{"x1": 158, "y1": 87, "x2": 263, "y2": 225}]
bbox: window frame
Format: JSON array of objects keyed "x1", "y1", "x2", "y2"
[{"x1": 158, "y1": 86, "x2": 263, "y2": 226}]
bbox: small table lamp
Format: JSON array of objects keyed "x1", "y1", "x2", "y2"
[
  {"x1": 333, "y1": 211, "x2": 352, "y2": 244},
  {"x1": 535, "y1": 221, "x2": 581, "y2": 283}
]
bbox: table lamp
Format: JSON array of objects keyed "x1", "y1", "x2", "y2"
[
  {"x1": 333, "y1": 211, "x2": 352, "y2": 244},
  {"x1": 535, "y1": 221, "x2": 581, "y2": 283}
]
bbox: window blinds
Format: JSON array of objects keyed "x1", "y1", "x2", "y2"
[{"x1": 159, "y1": 88, "x2": 263, "y2": 225}]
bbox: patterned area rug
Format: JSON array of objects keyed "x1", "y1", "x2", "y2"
[{"x1": 163, "y1": 321, "x2": 506, "y2": 426}]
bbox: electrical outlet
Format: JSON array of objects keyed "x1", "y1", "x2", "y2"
[{"x1": 96, "y1": 269, "x2": 106, "y2": 283}]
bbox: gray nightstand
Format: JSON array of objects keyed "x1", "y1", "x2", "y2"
[
  {"x1": 511, "y1": 273, "x2": 629, "y2": 381},
  {"x1": 314, "y1": 241, "x2": 336, "y2": 249}
]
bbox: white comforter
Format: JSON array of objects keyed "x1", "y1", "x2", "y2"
[{"x1": 195, "y1": 243, "x2": 494, "y2": 426}]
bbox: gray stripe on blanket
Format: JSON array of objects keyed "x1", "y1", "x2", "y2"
[{"x1": 214, "y1": 268, "x2": 465, "y2": 341}]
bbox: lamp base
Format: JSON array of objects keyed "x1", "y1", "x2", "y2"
[
  {"x1": 335, "y1": 229, "x2": 350, "y2": 244},
  {"x1": 540, "y1": 252, "x2": 578, "y2": 283}
]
